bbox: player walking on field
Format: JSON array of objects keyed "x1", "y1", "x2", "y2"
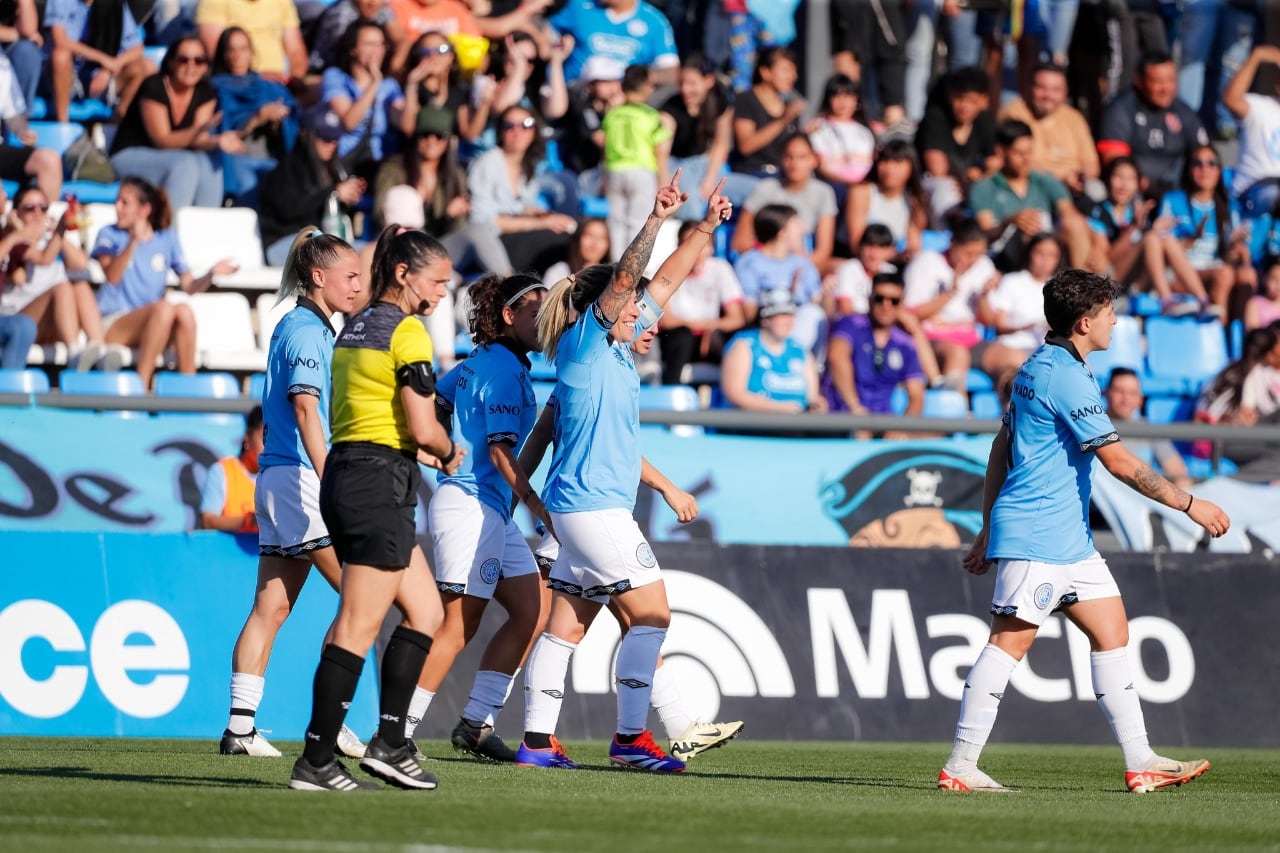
[
  {"x1": 516, "y1": 172, "x2": 732, "y2": 772},
  {"x1": 940, "y1": 268, "x2": 1231, "y2": 794}
]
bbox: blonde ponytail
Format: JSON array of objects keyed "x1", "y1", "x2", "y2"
[
  {"x1": 537, "y1": 275, "x2": 578, "y2": 363},
  {"x1": 275, "y1": 227, "x2": 354, "y2": 307}
]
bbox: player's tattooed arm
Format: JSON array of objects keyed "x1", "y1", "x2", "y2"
[
  {"x1": 1116, "y1": 458, "x2": 1190, "y2": 509},
  {"x1": 599, "y1": 215, "x2": 662, "y2": 324}
]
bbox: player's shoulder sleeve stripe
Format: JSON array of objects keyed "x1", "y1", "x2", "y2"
[{"x1": 1079, "y1": 431, "x2": 1120, "y2": 453}]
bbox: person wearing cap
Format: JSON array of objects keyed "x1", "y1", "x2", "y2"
[
  {"x1": 720, "y1": 286, "x2": 826, "y2": 414},
  {"x1": 404, "y1": 272, "x2": 553, "y2": 765},
  {"x1": 259, "y1": 105, "x2": 368, "y2": 265},
  {"x1": 549, "y1": 0, "x2": 679, "y2": 86},
  {"x1": 553, "y1": 54, "x2": 626, "y2": 186}
]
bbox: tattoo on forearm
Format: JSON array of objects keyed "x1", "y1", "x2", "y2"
[
  {"x1": 600, "y1": 216, "x2": 661, "y2": 321},
  {"x1": 1121, "y1": 461, "x2": 1177, "y2": 504}
]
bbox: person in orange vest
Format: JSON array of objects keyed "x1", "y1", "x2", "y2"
[{"x1": 200, "y1": 406, "x2": 264, "y2": 533}]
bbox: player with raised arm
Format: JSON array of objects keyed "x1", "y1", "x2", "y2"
[
  {"x1": 938, "y1": 268, "x2": 1230, "y2": 794},
  {"x1": 514, "y1": 172, "x2": 732, "y2": 772}
]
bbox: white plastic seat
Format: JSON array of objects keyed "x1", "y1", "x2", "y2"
[
  {"x1": 189, "y1": 292, "x2": 264, "y2": 371},
  {"x1": 175, "y1": 206, "x2": 282, "y2": 290}
]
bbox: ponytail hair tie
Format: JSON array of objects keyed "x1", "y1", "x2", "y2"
[{"x1": 309, "y1": 229, "x2": 324, "y2": 239}]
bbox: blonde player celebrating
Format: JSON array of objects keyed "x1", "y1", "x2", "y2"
[
  {"x1": 515, "y1": 172, "x2": 732, "y2": 772},
  {"x1": 939, "y1": 269, "x2": 1230, "y2": 794},
  {"x1": 404, "y1": 273, "x2": 554, "y2": 763}
]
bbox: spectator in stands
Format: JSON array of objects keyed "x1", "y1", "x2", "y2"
[
  {"x1": 917, "y1": 67, "x2": 999, "y2": 226},
  {"x1": 397, "y1": 31, "x2": 467, "y2": 138},
  {"x1": 970, "y1": 119, "x2": 1093, "y2": 272},
  {"x1": 661, "y1": 52, "x2": 755, "y2": 219},
  {"x1": 390, "y1": 0, "x2": 547, "y2": 57},
  {"x1": 1, "y1": 0, "x2": 42, "y2": 112},
  {"x1": 733, "y1": 203, "x2": 824, "y2": 353},
  {"x1": 823, "y1": 271, "x2": 925, "y2": 421},
  {"x1": 603, "y1": 64, "x2": 673, "y2": 261},
  {"x1": 1098, "y1": 51, "x2": 1209, "y2": 197},
  {"x1": 550, "y1": 0, "x2": 680, "y2": 85},
  {"x1": 1, "y1": 184, "x2": 101, "y2": 368},
  {"x1": 0, "y1": 308, "x2": 34, "y2": 369},
  {"x1": 720, "y1": 287, "x2": 825, "y2": 413},
  {"x1": 110, "y1": 37, "x2": 242, "y2": 210},
  {"x1": 845, "y1": 140, "x2": 927, "y2": 262},
  {"x1": 211, "y1": 26, "x2": 298, "y2": 207},
  {"x1": 833, "y1": 223, "x2": 898, "y2": 316},
  {"x1": 829, "y1": 0, "x2": 906, "y2": 132},
  {"x1": 467, "y1": 104, "x2": 575, "y2": 275},
  {"x1": 1223, "y1": 45, "x2": 1280, "y2": 220},
  {"x1": 0, "y1": 59, "x2": 64, "y2": 208},
  {"x1": 1086, "y1": 156, "x2": 1156, "y2": 287},
  {"x1": 259, "y1": 108, "x2": 367, "y2": 265},
  {"x1": 196, "y1": 0, "x2": 308, "y2": 85},
  {"x1": 904, "y1": 217, "x2": 997, "y2": 388},
  {"x1": 1197, "y1": 325, "x2": 1280, "y2": 477},
  {"x1": 732, "y1": 46, "x2": 805, "y2": 180},
  {"x1": 1245, "y1": 261, "x2": 1280, "y2": 331},
  {"x1": 311, "y1": 0, "x2": 403, "y2": 77},
  {"x1": 1103, "y1": 367, "x2": 1193, "y2": 490},
  {"x1": 657, "y1": 219, "x2": 746, "y2": 385},
  {"x1": 200, "y1": 405, "x2": 264, "y2": 534},
  {"x1": 733, "y1": 134, "x2": 838, "y2": 272},
  {"x1": 1147, "y1": 143, "x2": 1254, "y2": 319},
  {"x1": 322, "y1": 20, "x2": 404, "y2": 179},
  {"x1": 554, "y1": 55, "x2": 624, "y2": 194},
  {"x1": 45, "y1": 0, "x2": 154, "y2": 125},
  {"x1": 92, "y1": 178, "x2": 238, "y2": 389},
  {"x1": 974, "y1": 232, "x2": 1058, "y2": 385},
  {"x1": 808, "y1": 73, "x2": 876, "y2": 209},
  {"x1": 542, "y1": 216, "x2": 609, "y2": 285},
  {"x1": 485, "y1": 29, "x2": 571, "y2": 125},
  {"x1": 998, "y1": 62, "x2": 1101, "y2": 200}
]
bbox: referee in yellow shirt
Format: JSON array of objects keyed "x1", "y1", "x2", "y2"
[{"x1": 289, "y1": 226, "x2": 464, "y2": 793}]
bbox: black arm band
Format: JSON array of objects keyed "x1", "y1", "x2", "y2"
[
  {"x1": 1184, "y1": 494, "x2": 1194, "y2": 514},
  {"x1": 439, "y1": 442, "x2": 456, "y2": 465},
  {"x1": 396, "y1": 361, "x2": 436, "y2": 397}
]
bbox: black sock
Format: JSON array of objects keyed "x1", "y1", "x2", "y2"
[
  {"x1": 302, "y1": 644, "x2": 365, "y2": 767},
  {"x1": 523, "y1": 732, "x2": 552, "y2": 749},
  {"x1": 377, "y1": 626, "x2": 432, "y2": 749},
  {"x1": 616, "y1": 733, "x2": 639, "y2": 745}
]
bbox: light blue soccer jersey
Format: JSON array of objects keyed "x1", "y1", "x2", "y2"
[
  {"x1": 544, "y1": 303, "x2": 642, "y2": 513},
  {"x1": 550, "y1": 0, "x2": 678, "y2": 82},
  {"x1": 435, "y1": 341, "x2": 537, "y2": 519},
  {"x1": 258, "y1": 298, "x2": 335, "y2": 470},
  {"x1": 988, "y1": 338, "x2": 1119, "y2": 563}
]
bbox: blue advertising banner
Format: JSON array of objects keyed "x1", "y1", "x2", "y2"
[{"x1": 0, "y1": 531, "x2": 379, "y2": 738}]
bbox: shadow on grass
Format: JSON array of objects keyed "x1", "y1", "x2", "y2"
[{"x1": 0, "y1": 767, "x2": 278, "y2": 789}]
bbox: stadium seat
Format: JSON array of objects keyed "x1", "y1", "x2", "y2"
[
  {"x1": 639, "y1": 384, "x2": 702, "y2": 436},
  {"x1": 532, "y1": 380, "x2": 555, "y2": 410},
  {"x1": 1145, "y1": 395, "x2": 1195, "y2": 424},
  {"x1": 62, "y1": 180, "x2": 122, "y2": 205},
  {"x1": 922, "y1": 388, "x2": 969, "y2": 419},
  {"x1": 175, "y1": 206, "x2": 280, "y2": 290},
  {"x1": 1229, "y1": 319, "x2": 1244, "y2": 360},
  {"x1": 59, "y1": 371, "x2": 146, "y2": 418},
  {"x1": 527, "y1": 350, "x2": 557, "y2": 381},
  {"x1": 248, "y1": 372, "x2": 266, "y2": 400},
  {"x1": 256, "y1": 292, "x2": 295, "y2": 347},
  {"x1": 1144, "y1": 316, "x2": 1228, "y2": 395},
  {"x1": 29, "y1": 96, "x2": 112, "y2": 122},
  {"x1": 1128, "y1": 293, "x2": 1163, "y2": 317},
  {"x1": 889, "y1": 385, "x2": 908, "y2": 415},
  {"x1": 189, "y1": 292, "x2": 263, "y2": 371},
  {"x1": 970, "y1": 390, "x2": 1003, "y2": 420},
  {"x1": 0, "y1": 368, "x2": 50, "y2": 393},
  {"x1": 966, "y1": 368, "x2": 994, "y2": 392},
  {"x1": 921, "y1": 230, "x2": 951, "y2": 253},
  {"x1": 1087, "y1": 314, "x2": 1143, "y2": 385},
  {"x1": 580, "y1": 197, "x2": 610, "y2": 218},
  {"x1": 25, "y1": 342, "x2": 69, "y2": 367},
  {"x1": 154, "y1": 371, "x2": 241, "y2": 399},
  {"x1": 11, "y1": 121, "x2": 82, "y2": 153}
]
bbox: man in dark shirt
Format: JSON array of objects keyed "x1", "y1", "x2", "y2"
[
  {"x1": 916, "y1": 67, "x2": 999, "y2": 225},
  {"x1": 1098, "y1": 51, "x2": 1209, "y2": 198},
  {"x1": 553, "y1": 54, "x2": 624, "y2": 192}
]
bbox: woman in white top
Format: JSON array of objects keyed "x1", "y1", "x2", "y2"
[
  {"x1": 808, "y1": 74, "x2": 875, "y2": 207},
  {"x1": 975, "y1": 233, "x2": 1061, "y2": 385},
  {"x1": 846, "y1": 140, "x2": 927, "y2": 260}
]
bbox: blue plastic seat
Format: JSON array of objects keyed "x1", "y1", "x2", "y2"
[
  {"x1": 1228, "y1": 319, "x2": 1244, "y2": 361},
  {"x1": 921, "y1": 230, "x2": 951, "y2": 253},
  {"x1": 60, "y1": 370, "x2": 145, "y2": 396},
  {"x1": 970, "y1": 390, "x2": 1003, "y2": 420},
  {"x1": 11, "y1": 121, "x2": 82, "y2": 154},
  {"x1": 580, "y1": 196, "x2": 610, "y2": 218},
  {"x1": 62, "y1": 180, "x2": 122, "y2": 204},
  {"x1": 889, "y1": 385, "x2": 908, "y2": 415},
  {"x1": 1128, "y1": 293, "x2": 1163, "y2": 316},
  {"x1": 1144, "y1": 395, "x2": 1195, "y2": 424},
  {"x1": 922, "y1": 388, "x2": 969, "y2": 419},
  {"x1": 154, "y1": 371, "x2": 241, "y2": 399},
  {"x1": 1087, "y1": 314, "x2": 1144, "y2": 385},
  {"x1": 966, "y1": 368, "x2": 994, "y2": 393},
  {"x1": 638, "y1": 384, "x2": 702, "y2": 436},
  {"x1": 1144, "y1": 316, "x2": 1228, "y2": 395},
  {"x1": 0, "y1": 368, "x2": 50, "y2": 393},
  {"x1": 527, "y1": 350, "x2": 557, "y2": 382},
  {"x1": 247, "y1": 372, "x2": 267, "y2": 400}
]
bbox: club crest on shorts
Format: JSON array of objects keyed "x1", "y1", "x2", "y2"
[
  {"x1": 480, "y1": 558, "x2": 501, "y2": 584},
  {"x1": 635, "y1": 542, "x2": 656, "y2": 568},
  {"x1": 1034, "y1": 582, "x2": 1054, "y2": 610}
]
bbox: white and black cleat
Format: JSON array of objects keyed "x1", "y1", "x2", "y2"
[
  {"x1": 220, "y1": 728, "x2": 282, "y2": 757},
  {"x1": 360, "y1": 733, "x2": 439, "y2": 790},
  {"x1": 289, "y1": 756, "x2": 380, "y2": 791},
  {"x1": 337, "y1": 724, "x2": 367, "y2": 759}
]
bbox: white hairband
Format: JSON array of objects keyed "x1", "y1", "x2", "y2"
[{"x1": 504, "y1": 281, "x2": 548, "y2": 308}]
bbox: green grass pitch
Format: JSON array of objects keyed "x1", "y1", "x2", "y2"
[{"x1": 1, "y1": 738, "x2": 1278, "y2": 852}]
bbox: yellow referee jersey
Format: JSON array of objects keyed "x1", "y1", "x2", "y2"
[{"x1": 330, "y1": 301, "x2": 435, "y2": 452}]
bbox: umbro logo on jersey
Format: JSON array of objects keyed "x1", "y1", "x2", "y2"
[
  {"x1": 617, "y1": 678, "x2": 650, "y2": 689},
  {"x1": 542, "y1": 689, "x2": 564, "y2": 699}
]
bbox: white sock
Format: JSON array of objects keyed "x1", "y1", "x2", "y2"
[
  {"x1": 406, "y1": 687, "x2": 434, "y2": 739},
  {"x1": 651, "y1": 664, "x2": 693, "y2": 740},
  {"x1": 1091, "y1": 648, "x2": 1156, "y2": 770},
  {"x1": 615, "y1": 625, "x2": 666, "y2": 736},
  {"x1": 227, "y1": 673, "x2": 264, "y2": 736},
  {"x1": 946, "y1": 643, "x2": 1019, "y2": 772},
  {"x1": 462, "y1": 670, "x2": 515, "y2": 727},
  {"x1": 523, "y1": 633, "x2": 576, "y2": 734}
]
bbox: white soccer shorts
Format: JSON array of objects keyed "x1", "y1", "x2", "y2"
[
  {"x1": 428, "y1": 481, "x2": 537, "y2": 599},
  {"x1": 990, "y1": 551, "x2": 1121, "y2": 626},
  {"x1": 547, "y1": 508, "x2": 663, "y2": 604},
  {"x1": 255, "y1": 464, "x2": 331, "y2": 557}
]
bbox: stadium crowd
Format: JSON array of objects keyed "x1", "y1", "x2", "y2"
[{"x1": 1, "y1": 0, "x2": 1279, "y2": 472}]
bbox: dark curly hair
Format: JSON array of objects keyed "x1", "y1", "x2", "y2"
[
  {"x1": 1043, "y1": 269, "x2": 1118, "y2": 338},
  {"x1": 469, "y1": 273, "x2": 544, "y2": 345}
]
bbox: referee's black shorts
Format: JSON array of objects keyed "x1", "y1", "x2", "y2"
[{"x1": 319, "y1": 442, "x2": 420, "y2": 569}]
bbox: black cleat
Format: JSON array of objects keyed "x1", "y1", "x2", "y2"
[
  {"x1": 451, "y1": 718, "x2": 518, "y2": 763},
  {"x1": 288, "y1": 756, "x2": 380, "y2": 791},
  {"x1": 360, "y1": 733, "x2": 439, "y2": 790},
  {"x1": 220, "y1": 728, "x2": 282, "y2": 757}
]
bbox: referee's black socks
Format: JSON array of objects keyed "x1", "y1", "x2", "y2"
[
  {"x1": 377, "y1": 626, "x2": 433, "y2": 750},
  {"x1": 302, "y1": 644, "x2": 365, "y2": 767}
]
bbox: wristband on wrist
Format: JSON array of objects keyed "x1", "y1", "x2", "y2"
[
  {"x1": 523, "y1": 488, "x2": 537, "y2": 503},
  {"x1": 439, "y1": 442, "x2": 456, "y2": 465},
  {"x1": 1183, "y1": 494, "x2": 1194, "y2": 513}
]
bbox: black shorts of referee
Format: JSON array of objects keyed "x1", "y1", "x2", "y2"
[{"x1": 319, "y1": 441, "x2": 420, "y2": 569}]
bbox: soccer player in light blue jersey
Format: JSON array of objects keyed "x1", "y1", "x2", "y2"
[
  {"x1": 939, "y1": 269, "x2": 1231, "y2": 794},
  {"x1": 515, "y1": 172, "x2": 732, "y2": 772},
  {"x1": 406, "y1": 273, "x2": 554, "y2": 764}
]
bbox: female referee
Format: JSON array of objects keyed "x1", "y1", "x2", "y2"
[
  {"x1": 405, "y1": 272, "x2": 555, "y2": 763},
  {"x1": 289, "y1": 227, "x2": 463, "y2": 792},
  {"x1": 517, "y1": 171, "x2": 732, "y2": 772},
  {"x1": 222, "y1": 228, "x2": 368, "y2": 760}
]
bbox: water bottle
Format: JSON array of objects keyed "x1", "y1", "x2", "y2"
[{"x1": 321, "y1": 192, "x2": 344, "y2": 238}]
